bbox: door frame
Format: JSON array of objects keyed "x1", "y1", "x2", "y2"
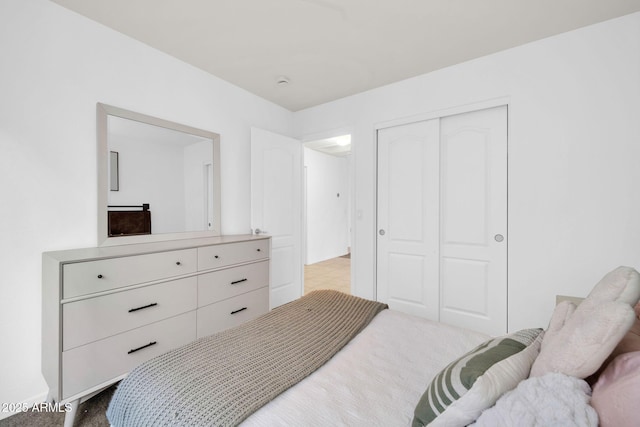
[
  {"x1": 300, "y1": 126, "x2": 355, "y2": 293},
  {"x1": 373, "y1": 97, "x2": 510, "y2": 302}
]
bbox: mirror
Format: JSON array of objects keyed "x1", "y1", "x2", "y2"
[{"x1": 97, "y1": 103, "x2": 221, "y2": 246}]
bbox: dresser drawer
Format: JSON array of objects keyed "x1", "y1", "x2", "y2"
[
  {"x1": 198, "y1": 261, "x2": 269, "y2": 307},
  {"x1": 197, "y1": 239, "x2": 269, "y2": 271},
  {"x1": 63, "y1": 249, "x2": 197, "y2": 299},
  {"x1": 197, "y1": 287, "x2": 269, "y2": 338},
  {"x1": 62, "y1": 311, "x2": 195, "y2": 400},
  {"x1": 62, "y1": 277, "x2": 197, "y2": 351}
]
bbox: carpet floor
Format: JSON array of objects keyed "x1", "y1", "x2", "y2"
[{"x1": 0, "y1": 385, "x2": 115, "y2": 427}]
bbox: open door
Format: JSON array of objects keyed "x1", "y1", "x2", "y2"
[{"x1": 251, "y1": 127, "x2": 303, "y2": 308}]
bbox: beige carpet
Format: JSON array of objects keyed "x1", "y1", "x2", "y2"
[{"x1": 0, "y1": 385, "x2": 115, "y2": 427}]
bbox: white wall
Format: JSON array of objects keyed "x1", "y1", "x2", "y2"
[
  {"x1": 294, "y1": 12, "x2": 640, "y2": 333},
  {"x1": 0, "y1": 0, "x2": 292, "y2": 414},
  {"x1": 304, "y1": 148, "x2": 350, "y2": 264}
]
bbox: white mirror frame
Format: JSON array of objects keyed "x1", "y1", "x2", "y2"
[{"x1": 97, "y1": 103, "x2": 221, "y2": 246}]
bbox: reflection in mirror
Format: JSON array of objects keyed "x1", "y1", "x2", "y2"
[
  {"x1": 109, "y1": 151, "x2": 119, "y2": 191},
  {"x1": 97, "y1": 103, "x2": 221, "y2": 246}
]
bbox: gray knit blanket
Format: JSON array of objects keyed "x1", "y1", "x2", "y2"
[{"x1": 106, "y1": 290, "x2": 387, "y2": 427}]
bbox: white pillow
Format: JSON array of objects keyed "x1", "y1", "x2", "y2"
[
  {"x1": 530, "y1": 266, "x2": 640, "y2": 378},
  {"x1": 471, "y1": 373, "x2": 597, "y2": 427},
  {"x1": 412, "y1": 328, "x2": 543, "y2": 427}
]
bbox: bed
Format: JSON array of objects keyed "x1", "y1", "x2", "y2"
[{"x1": 107, "y1": 266, "x2": 640, "y2": 427}]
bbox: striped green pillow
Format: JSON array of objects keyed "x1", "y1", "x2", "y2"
[{"x1": 412, "y1": 328, "x2": 543, "y2": 427}]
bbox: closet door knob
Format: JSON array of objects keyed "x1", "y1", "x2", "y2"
[
  {"x1": 378, "y1": 229, "x2": 386, "y2": 236},
  {"x1": 97, "y1": 274, "x2": 103, "y2": 279},
  {"x1": 494, "y1": 234, "x2": 504, "y2": 242},
  {"x1": 176, "y1": 261, "x2": 181, "y2": 266}
]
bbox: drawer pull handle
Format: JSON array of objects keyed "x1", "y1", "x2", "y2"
[
  {"x1": 128, "y1": 303, "x2": 158, "y2": 313},
  {"x1": 230, "y1": 278, "x2": 248, "y2": 285},
  {"x1": 97, "y1": 274, "x2": 103, "y2": 279},
  {"x1": 231, "y1": 307, "x2": 247, "y2": 315},
  {"x1": 257, "y1": 248, "x2": 261, "y2": 252},
  {"x1": 176, "y1": 261, "x2": 181, "y2": 266},
  {"x1": 214, "y1": 255, "x2": 219, "y2": 259},
  {"x1": 128, "y1": 341, "x2": 157, "y2": 355}
]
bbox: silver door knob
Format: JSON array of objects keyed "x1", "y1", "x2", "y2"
[
  {"x1": 494, "y1": 234, "x2": 504, "y2": 242},
  {"x1": 254, "y1": 228, "x2": 268, "y2": 235},
  {"x1": 379, "y1": 229, "x2": 386, "y2": 236}
]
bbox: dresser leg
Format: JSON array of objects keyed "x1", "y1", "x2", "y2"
[{"x1": 63, "y1": 399, "x2": 80, "y2": 427}]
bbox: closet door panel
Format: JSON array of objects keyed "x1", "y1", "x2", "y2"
[
  {"x1": 376, "y1": 119, "x2": 440, "y2": 320},
  {"x1": 441, "y1": 130, "x2": 488, "y2": 245},
  {"x1": 439, "y1": 106, "x2": 508, "y2": 336}
]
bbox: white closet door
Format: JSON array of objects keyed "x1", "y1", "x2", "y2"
[
  {"x1": 439, "y1": 106, "x2": 508, "y2": 336},
  {"x1": 251, "y1": 127, "x2": 303, "y2": 309},
  {"x1": 376, "y1": 119, "x2": 440, "y2": 320}
]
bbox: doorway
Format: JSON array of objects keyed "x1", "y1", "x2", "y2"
[{"x1": 303, "y1": 134, "x2": 352, "y2": 295}]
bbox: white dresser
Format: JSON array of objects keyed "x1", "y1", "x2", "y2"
[{"x1": 42, "y1": 235, "x2": 270, "y2": 416}]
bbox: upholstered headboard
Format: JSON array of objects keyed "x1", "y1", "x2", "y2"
[{"x1": 107, "y1": 204, "x2": 151, "y2": 236}]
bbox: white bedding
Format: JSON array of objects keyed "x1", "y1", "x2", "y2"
[{"x1": 242, "y1": 309, "x2": 489, "y2": 427}]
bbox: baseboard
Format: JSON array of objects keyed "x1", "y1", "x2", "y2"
[{"x1": 0, "y1": 391, "x2": 49, "y2": 421}]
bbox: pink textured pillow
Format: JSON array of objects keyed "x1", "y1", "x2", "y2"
[
  {"x1": 589, "y1": 301, "x2": 640, "y2": 384},
  {"x1": 612, "y1": 302, "x2": 640, "y2": 357},
  {"x1": 591, "y1": 351, "x2": 640, "y2": 427}
]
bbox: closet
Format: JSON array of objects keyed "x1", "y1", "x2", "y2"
[{"x1": 376, "y1": 105, "x2": 507, "y2": 336}]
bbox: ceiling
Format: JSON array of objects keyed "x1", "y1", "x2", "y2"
[
  {"x1": 305, "y1": 134, "x2": 351, "y2": 157},
  {"x1": 51, "y1": 0, "x2": 640, "y2": 112}
]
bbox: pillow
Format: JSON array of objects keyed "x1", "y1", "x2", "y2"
[
  {"x1": 471, "y1": 373, "x2": 597, "y2": 427},
  {"x1": 412, "y1": 328, "x2": 543, "y2": 427},
  {"x1": 588, "y1": 301, "x2": 640, "y2": 384},
  {"x1": 530, "y1": 266, "x2": 640, "y2": 379},
  {"x1": 590, "y1": 351, "x2": 640, "y2": 427},
  {"x1": 584, "y1": 266, "x2": 640, "y2": 307},
  {"x1": 538, "y1": 300, "x2": 575, "y2": 355},
  {"x1": 611, "y1": 301, "x2": 640, "y2": 357}
]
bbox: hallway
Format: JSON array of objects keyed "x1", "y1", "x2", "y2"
[{"x1": 304, "y1": 256, "x2": 350, "y2": 295}]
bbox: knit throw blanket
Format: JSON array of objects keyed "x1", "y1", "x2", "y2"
[{"x1": 106, "y1": 290, "x2": 388, "y2": 427}]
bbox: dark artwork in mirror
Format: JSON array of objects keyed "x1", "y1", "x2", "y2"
[
  {"x1": 108, "y1": 204, "x2": 151, "y2": 236},
  {"x1": 97, "y1": 103, "x2": 221, "y2": 246}
]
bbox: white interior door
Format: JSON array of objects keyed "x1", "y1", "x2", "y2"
[
  {"x1": 251, "y1": 127, "x2": 303, "y2": 309},
  {"x1": 439, "y1": 106, "x2": 508, "y2": 336},
  {"x1": 376, "y1": 119, "x2": 440, "y2": 320}
]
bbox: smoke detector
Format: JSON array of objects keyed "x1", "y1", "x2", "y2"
[{"x1": 276, "y1": 76, "x2": 290, "y2": 86}]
